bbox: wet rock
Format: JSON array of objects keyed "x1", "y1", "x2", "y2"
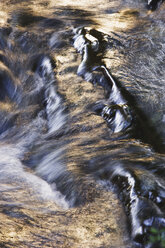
[
  {"x1": 73, "y1": 26, "x2": 165, "y2": 247},
  {"x1": 73, "y1": 27, "x2": 134, "y2": 134},
  {"x1": 147, "y1": 0, "x2": 164, "y2": 10}
]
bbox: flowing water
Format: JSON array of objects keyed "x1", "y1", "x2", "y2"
[{"x1": 0, "y1": 0, "x2": 165, "y2": 247}]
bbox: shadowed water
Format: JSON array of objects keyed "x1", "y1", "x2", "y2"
[{"x1": 0, "y1": 0, "x2": 165, "y2": 247}]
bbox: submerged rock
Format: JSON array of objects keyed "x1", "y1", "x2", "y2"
[{"x1": 73, "y1": 26, "x2": 165, "y2": 247}]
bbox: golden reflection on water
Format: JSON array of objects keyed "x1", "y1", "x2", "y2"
[
  {"x1": 0, "y1": 0, "x2": 164, "y2": 247},
  {"x1": 0, "y1": 1, "x2": 135, "y2": 247},
  {"x1": 0, "y1": 182, "x2": 127, "y2": 248}
]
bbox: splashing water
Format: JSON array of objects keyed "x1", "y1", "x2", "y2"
[{"x1": 0, "y1": 0, "x2": 165, "y2": 247}]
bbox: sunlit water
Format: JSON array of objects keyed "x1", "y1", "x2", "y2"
[{"x1": 0, "y1": 0, "x2": 165, "y2": 247}]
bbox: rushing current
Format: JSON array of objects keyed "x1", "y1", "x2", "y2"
[{"x1": 0, "y1": 0, "x2": 165, "y2": 247}]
